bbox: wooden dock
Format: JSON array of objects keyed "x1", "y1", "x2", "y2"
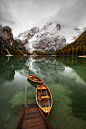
[{"x1": 17, "y1": 103, "x2": 53, "y2": 129}]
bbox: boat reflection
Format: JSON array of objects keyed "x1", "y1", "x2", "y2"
[{"x1": 27, "y1": 78, "x2": 38, "y2": 88}]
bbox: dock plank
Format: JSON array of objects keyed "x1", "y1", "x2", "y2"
[
  {"x1": 23, "y1": 113, "x2": 42, "y2": 120},
  {"x1": 22, "y1": 117, "x2": 43, "y2": 124},
  {"x1": 21, "y1": 124, "x2": 47, "y2": 129},
  {"x1": 17, "y1": 104, "x2": 53, "y2": 129}
]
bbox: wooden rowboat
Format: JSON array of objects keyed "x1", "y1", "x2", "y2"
[
  {"x1": 36, "y1": 85, "x2": 53, "y2": 118},
  {"x1": 27, "y1": 75, "x2": 43, "y2": 85}
]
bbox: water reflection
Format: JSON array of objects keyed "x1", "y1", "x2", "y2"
[
  {"x1": 24, "y1": 56, "x2": 86, "y2": 85},
  {"x1": 0, "y1": 56, "x2": 27, "y2": 83},
  {"x1": 0, "y1": 56, "x2": 86, "y2": 129},
  {"x1": 1, "y1": 56, "x2": 86, "y2": 85},
  {"x1": 27, "y1": 79, "x2": 37, "y2": 88}
]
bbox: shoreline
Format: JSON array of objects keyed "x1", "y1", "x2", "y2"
[
  {"x1": 78, "y1": 55, "x2": 86, "y2": 58},
  {"x1": 6, "y1": 54, "x2": 13, "y2": 56},
  {"x1": 0, "y1": 55, "x2": 86, "y2": 58}
]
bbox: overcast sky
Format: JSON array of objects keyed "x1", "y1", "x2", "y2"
[{"x1": 0, "y1": 0, "x2": 86, "y2": 37}]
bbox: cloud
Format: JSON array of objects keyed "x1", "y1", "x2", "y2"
[
  {"x1": 0, "y1": 25, "x2": 5, "y2": 37},
  {"x1": 0, "y1": 0, "x2": 86, "y2": 37},
  {"x1": 54, "y1": 0, "x2": 86, "y2": 27},
  {"x1": 0, "y1": 0, "x2": 16, "y2": 25}
]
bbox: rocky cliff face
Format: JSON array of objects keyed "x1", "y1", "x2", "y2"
[
  {"x1": 0, "y1": 25, "x2": 28, "y2": 55},
  {"x1": 17, "y1": 21, "x2": 83, "y2": 52},
  {"x1": 17, "y1": 22, "x2": 67, "y2": 51},
  {"x1": 16, "y1": 27, "x2": 39, "y2": 43},
  {"x1": 27, "y1": 22, "x2": 67, "y2": 51},
  {"x1": 2, "y1": 26, "x2": 13, "y2": 39},
  {"x1": 32, "y1": 35, "x2": 66, "y2": 51}
]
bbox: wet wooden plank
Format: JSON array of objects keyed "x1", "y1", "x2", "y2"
[
  {"x1": 23, "y1": 116, "x2": 42, "y2": 121},
  {"x1": 21, "y1": 124, "x2": 47, "y2": 129},
  {"x1": 23, "y1": 113, "x2": 42, "y2": 120},
  {"x1": 25, "y1": 109, "x2": 39, "y2": 112},
  {"x1": 21, "y1": 120, "x2": 45, "y2": 128},
  {"x1": 22, "y1": 117, "x2": 44, "y2": 124},
  {"x1": 24, "y1": 112, "x2": 40, "y2": 118},
  {"x1": 25, "y1": 109, "x2": 39, "y2": 114},
  {"x1": 25, "y1": 111, "x2": 40, "y2": 115}
]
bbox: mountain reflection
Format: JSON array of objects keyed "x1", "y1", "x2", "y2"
[
  {"x1": 26, "y1": 56, "x2": 65, "y2": 75},
  {"x1": 24, "y1": 56, "x2": 86, "y2": 85},
  {"x1": 0, "y1": 56, "x2": 86, "y2": 85}
]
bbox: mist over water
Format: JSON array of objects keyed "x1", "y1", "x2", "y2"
[{"x1": 0, "y1": 56, "x2": 86, "y2": 129}]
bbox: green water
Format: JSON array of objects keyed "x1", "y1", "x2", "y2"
[{"x1": 0, "y1": 56, "x2": 86, "y2": 129}]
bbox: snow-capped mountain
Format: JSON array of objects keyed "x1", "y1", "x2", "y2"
[
  {"x1": 17, "y1": 27, "x2": 39, "y2": 40},
  {"x1": 16, "y1": 21, "x2": 84, "y2": 51},
  {"x1": 15, "y1": 27, "x2": 40, "y2": 46}
]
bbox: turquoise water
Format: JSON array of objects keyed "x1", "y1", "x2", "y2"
[{"x1": 0, "y1": 56, "x2": 86, "y2": 129}]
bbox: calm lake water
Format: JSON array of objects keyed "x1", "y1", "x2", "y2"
[{"x1": 0, "y1": 56, "x2": 86, "y2": 129}]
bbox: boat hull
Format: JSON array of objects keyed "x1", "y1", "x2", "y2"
[
  {"x1": 27, "y1": 75, "x2": 43, "y2": 85},
  {"x1": 36, "y1": 85, "x2": 53, "y2": 118}
]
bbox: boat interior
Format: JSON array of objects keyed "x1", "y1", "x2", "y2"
[
  {"x1": 29, "y1": 75, "x2": 42, "y2": 82},
  {"x1": 37, "y1": 88, "x2": 51, "y2": 108}
]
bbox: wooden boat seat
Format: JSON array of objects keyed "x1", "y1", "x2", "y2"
[
  {"x1": 29, "y1": 75, "x2": 32, "y2": 77},
  {"x1": 37, "y1": 96, "x2": 50, "y2": 99},
  {"x1": 37, "y1": 87, "x2": 47, "y2": 90},
  {"x1": 41, "y1": 96, "x2": 50, "y2": 99}
]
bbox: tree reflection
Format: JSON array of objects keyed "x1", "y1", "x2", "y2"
[
  {"x1": 0, "y1": 56, "x2": 28, "y2": 83},
  {"x1": 56, "y1": 56, "x2": 86, "y2": 82},
  {"x1": 0, "y1": 56, "x2": 86, "y2": 84}
]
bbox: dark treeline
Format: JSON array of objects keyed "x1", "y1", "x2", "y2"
[{"x1": 56, "y1": 30, "x2": 86, "y2": 56}]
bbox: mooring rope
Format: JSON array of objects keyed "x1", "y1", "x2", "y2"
[{"x1": 24, "y1": 78, "x2": 27, "y2": 107}]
